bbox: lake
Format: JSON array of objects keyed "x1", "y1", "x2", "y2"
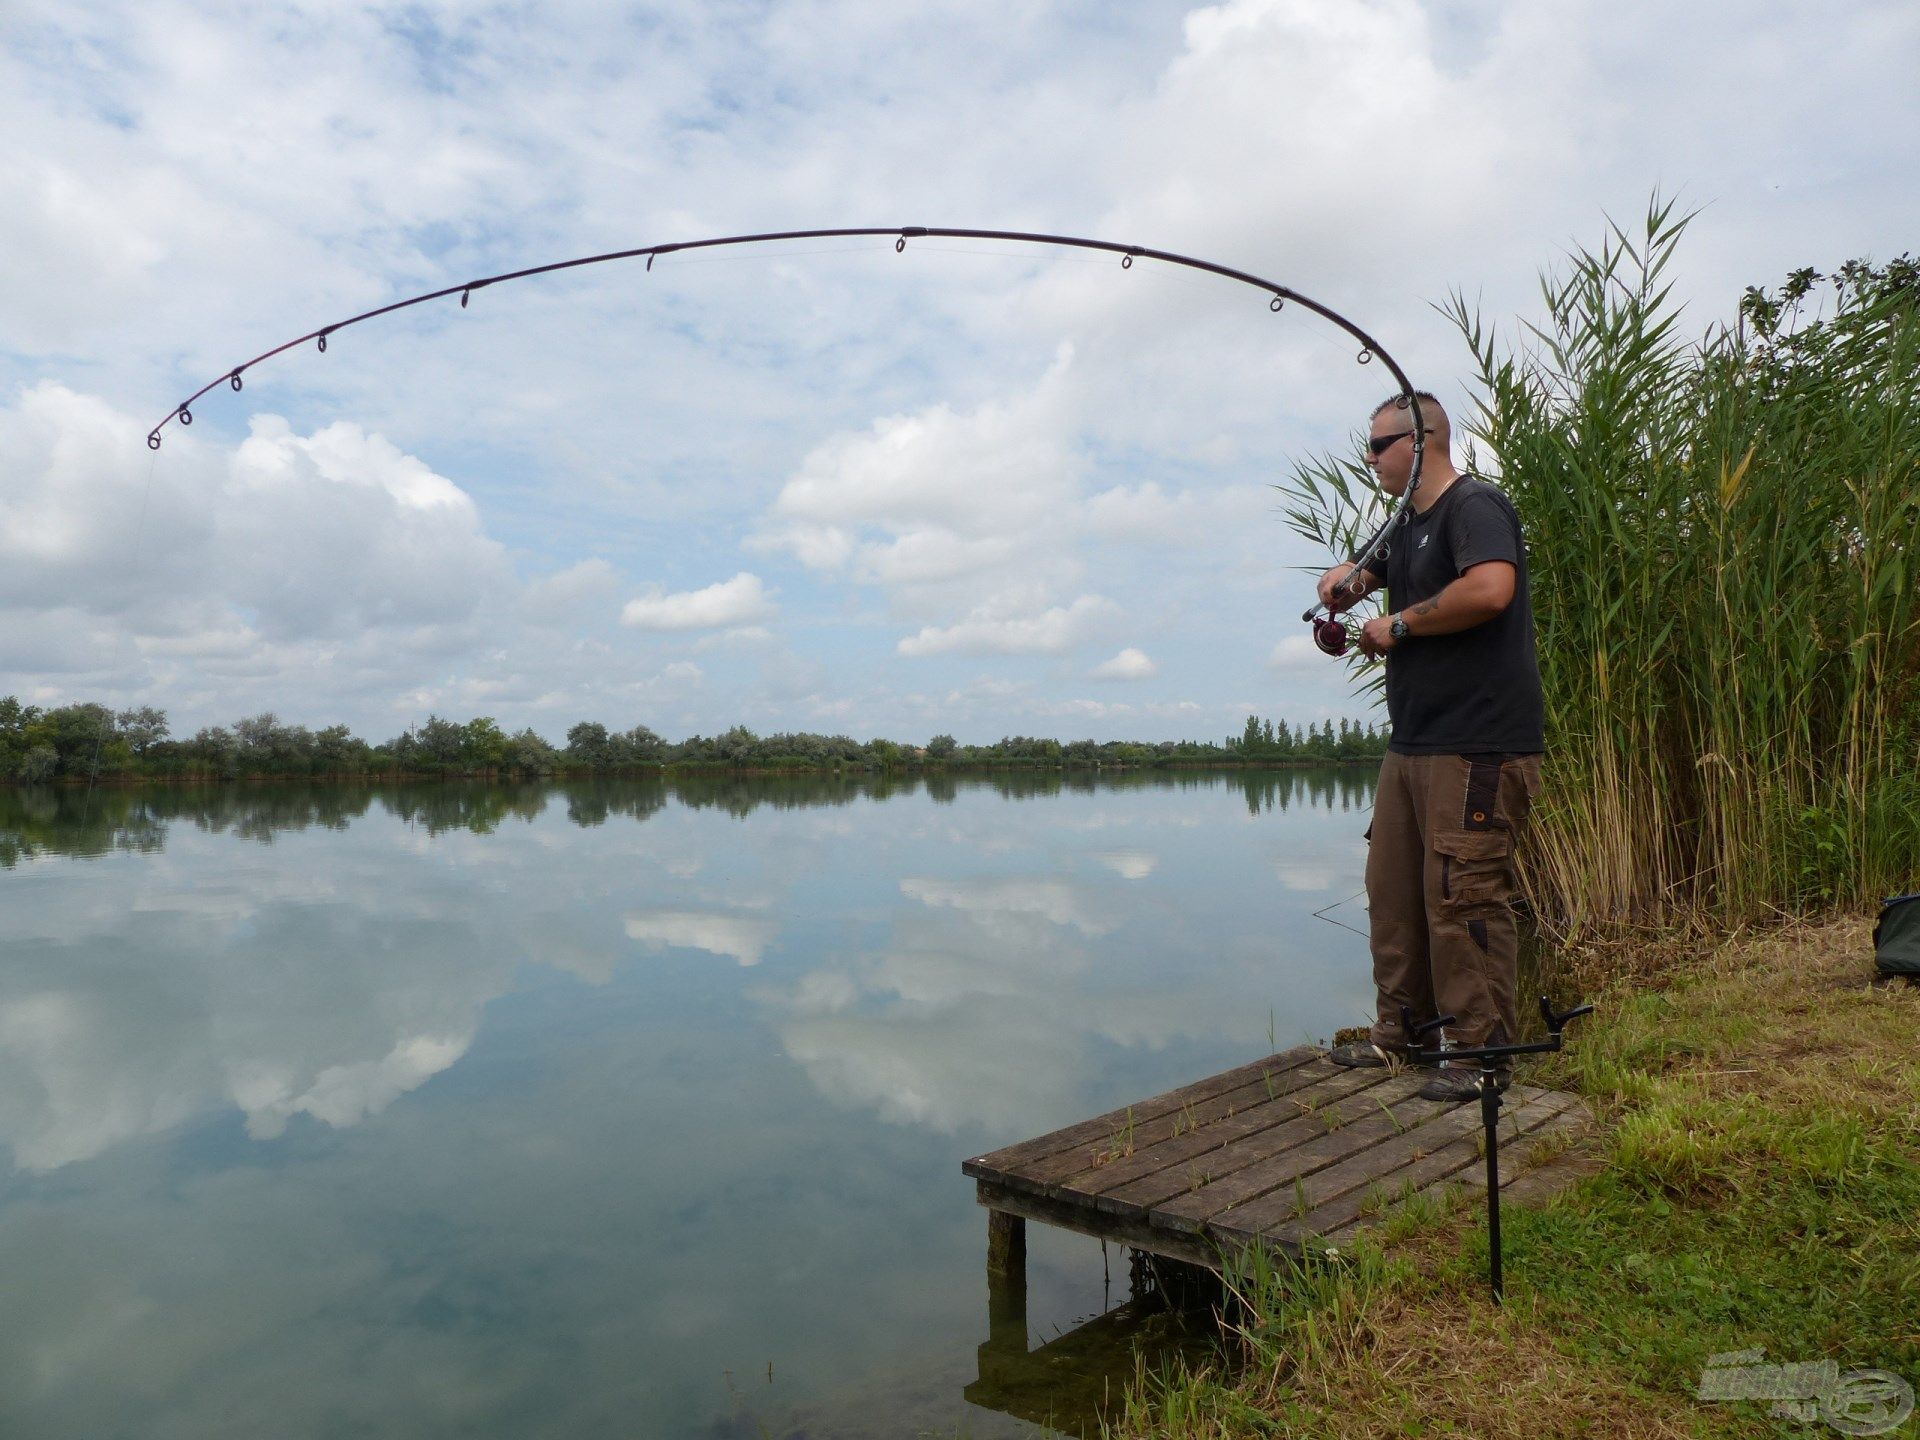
[{"x1": 0, "y1": 769, "x2": 1380, "y2": 1438}]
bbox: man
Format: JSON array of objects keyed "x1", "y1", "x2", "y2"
[{"x1": 1316, "y1": 392, "x2": 1545, "y2": 1103}]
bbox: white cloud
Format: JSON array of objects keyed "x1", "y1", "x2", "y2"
[
  {"x1": 1085, "y1": 482, "x2": 1270, "y2": 546},
  {"x1": 1269, "y1": 633, "x2": 1331, "y2": 673},
  {"x1": 1091, "y1": 646, "x2": 1156, "y2": 680},
  {"x1": 1274, "y1": 862, "x2": 1336, "y2": 893},
  {"x1": 238, "y1": 1033, "x2": 472, "y2": 1141},
  {"x1": 900, "y1": 876, "x2": 1115, "y2": 935},
  {"x1": 620, "y1": 573, "x2": 776, "y2": 632},
  {"x1": 1096, "y1": 849, "x2": 1160, "y2": 880},
  {"x1": 897, "y1": 593, "x2": 1116, "y2": 658},
  {"x1": 0, "y1": 386, "x2": 509, "y2": 643},
  {"x1": 523, "y1": 559, "x2": 619, "y2": 626},
  {"x1": 624, "y1": 910, "x2": 777, "y2": 966}
]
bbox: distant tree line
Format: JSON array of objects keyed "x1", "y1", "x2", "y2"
[{"x1": 0, "y1": 696, "x2": 1388, "y2": 783}]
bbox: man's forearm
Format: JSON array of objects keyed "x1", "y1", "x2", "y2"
[{"x1": 1399, "y1": 565, "x2": 1514, "y2": 636}]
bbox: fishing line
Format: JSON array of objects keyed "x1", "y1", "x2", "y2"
[{"x1": 1311, "y1": 886, "x2": 1371, "y2": 940}]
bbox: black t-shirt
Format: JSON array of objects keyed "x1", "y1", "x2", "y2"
[{"x1": 1375, "y1": 475, "x2": 1544, "y2": 755}]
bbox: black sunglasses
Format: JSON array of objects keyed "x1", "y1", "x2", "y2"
[{"x1": 1367, "y1": 427, "x2": 1432, "y2": 457}]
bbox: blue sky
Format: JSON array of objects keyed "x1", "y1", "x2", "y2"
[{"x1": 3, "y1": 0, "x2": 1916, "y2": 745}]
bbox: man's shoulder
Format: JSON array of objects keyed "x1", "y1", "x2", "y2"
[
  {"x1": 1446, "y1": 475, "x2": 1525, "y2": 531},
  {"x1": 1451, "y1": 474, "x2": 1517, "y2": 509}
]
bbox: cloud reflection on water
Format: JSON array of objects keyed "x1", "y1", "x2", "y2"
[{"x1": 0, "y1": 771, "x2": 1377, "y2": 1437}]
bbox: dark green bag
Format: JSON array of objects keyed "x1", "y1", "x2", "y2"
[{"x1": 1875, "y1": 894, "x2": 1920, "y2": 978}]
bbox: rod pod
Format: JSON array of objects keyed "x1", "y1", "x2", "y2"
[{"x1": 1404, "y1": 996, "x2": 1594, "y2": 1303}]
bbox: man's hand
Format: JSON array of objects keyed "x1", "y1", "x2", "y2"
[
  {"x1": 1317, "y1": 564, "x2": 1378, "y2": 614},
  {"x1": 1355, "y1": 614, "x2": 1398, "y2": 659}
]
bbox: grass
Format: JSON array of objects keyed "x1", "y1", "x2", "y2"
[
  {"x1": 1094, "y1": 1106, "x2": 1140, "y2": 1167},
  {"x1": 1104, "y1": 913, "x2": 1920, "y2": 1439}
]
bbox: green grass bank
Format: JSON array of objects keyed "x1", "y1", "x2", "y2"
[{"x1": 1109, "y1": 914, "x2": 1919, "y2": 1439}]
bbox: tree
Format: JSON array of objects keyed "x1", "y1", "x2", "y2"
[
  {"x1": 115, "y1": 706, "x2": 170, "y2": 757},
  {"x1": 566, "y1": 721, "x2": 614, "y2": 768},
  {"x1": 510, "y1": 728, "x2": 559, "y2": 772},
  {"x1": 714, "y1": 725, "x2": 759, "y2": 763},
  {"x1": 314, "y1": 724, "x2": 364, "y2": 771},
  {"x1": 618, "y1": 724, "x2": 664, "y2": 763},
  {"x1": 926, "y1": 733, "x2": 957, "y2": 759},
  {"x1": 461, "y1": 716, "x2": 511, "y2": 770},
  {"x1": 40, "y1": 703, "x2": 121, "y2": 778},
  {"x1": 191, "y1": 725, "x2": 242, "y2": 778},
  {"x1": 416, "y1": 715, "x2": 467, "y2": 767}
]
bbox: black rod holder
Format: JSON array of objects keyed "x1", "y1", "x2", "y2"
[{"x1": 1403, "y1": 997, "x2": 1593, "y2": 1303}]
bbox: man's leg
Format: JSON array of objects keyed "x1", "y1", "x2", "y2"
[
  {"x1": 1420, "y1": 753, "x2": 1542, "y2": 1057},
  {"x1": 1365, "y1": 750, "x2": 1436, "y2": 1054}
]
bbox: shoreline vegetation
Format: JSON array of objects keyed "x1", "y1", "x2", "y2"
[{"x1": 0, "y1": 698, "x2": 1388, "y2": 785}]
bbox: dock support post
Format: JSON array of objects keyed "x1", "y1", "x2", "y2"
[{"x1": 984, "y1": 1210, "x2": 1027, "y2": 1355}]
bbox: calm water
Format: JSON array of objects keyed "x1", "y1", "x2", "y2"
[{"x1": 0, "y1": 769, "x2": 1379, "y2": 1438}]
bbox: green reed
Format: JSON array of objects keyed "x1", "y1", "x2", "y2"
[{"x1": 1285, "y1": 199, "x2": 1920, "y2": 933}]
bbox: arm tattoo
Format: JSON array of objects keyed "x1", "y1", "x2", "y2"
[{"x1": 1412, "y1": 599, "x2": 1440, "y2": 617}]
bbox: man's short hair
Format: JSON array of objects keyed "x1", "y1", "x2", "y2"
[{"x1": 1370, "y1": 390, "x2": 1444, "y2": 422}]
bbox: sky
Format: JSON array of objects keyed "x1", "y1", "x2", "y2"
[{"x1": 3, "y1": 0, "x2": 1916, "y2": 747}]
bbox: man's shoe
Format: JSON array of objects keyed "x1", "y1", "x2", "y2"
[
  {"x1": 1416, "y1": 1064, "x2": 1512, "y2": 1102},
  {"x1": 1329, "y1": 1040, "x2": 1403, "y2": 1069}
]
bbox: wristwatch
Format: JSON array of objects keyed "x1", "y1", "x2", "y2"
[{"x1": 1389, "y1": 613, "x2": 1412, "y2": 642}]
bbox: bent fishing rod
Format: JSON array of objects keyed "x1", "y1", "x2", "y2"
[{"x1": 143, "y1": 224, "x2": 1422, "y2": 649}]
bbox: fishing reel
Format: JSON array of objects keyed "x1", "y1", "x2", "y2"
[{"x1": 1304, "y1": 608, "x2": 1360, "y2": 657}]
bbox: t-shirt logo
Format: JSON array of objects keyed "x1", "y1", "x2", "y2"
[{"x1": 1418, "y1": 534, "x2": 1431, "y2": 548}]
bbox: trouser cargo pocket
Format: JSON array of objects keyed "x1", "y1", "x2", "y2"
[{"x1": 1433, "y1": 829, "x2": 1513, "y2": 912}]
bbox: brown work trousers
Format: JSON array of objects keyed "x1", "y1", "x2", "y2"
[{"x1": 1365, "y1": 750, "x2": 1542, "y2": 1056}]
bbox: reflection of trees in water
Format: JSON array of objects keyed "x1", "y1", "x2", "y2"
[
  {"x1": 667, "y1": 770, "x2": 900, "y2": 817},
  {"x1": 0, "y1": 787, "x2": 169, "y2": 866},
  {"x1": 379, "y1": 782, "x2": 554, "y2": 835},
  {"x1": 0, "y1": 768, "x2": 1380, "y2": 857},
  {"x1": 188, "y1": 786, "x2": 378, "y2": 842},
  {"x1": 560, "y1": 777, "x2": 669, "y2": 829},
  {"x1": 1233, "y1": 766, "x2": 1378, "y2": 817}
]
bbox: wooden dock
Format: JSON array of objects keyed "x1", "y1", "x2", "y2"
[{"x1": 962, "y1": 1044, "x2": 1594, "y2": 1275}]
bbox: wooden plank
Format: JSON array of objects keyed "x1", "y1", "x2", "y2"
[
  {"x1": 1490, "y1": 1141, "x2": 1604, "y2": 1208},
  {"x1": 1022, "y1": 1058, "x2": 1381, "y2": 1198},
  {"x1": 973, "y1": 1178, "x2": 1251, "y2": 1272},
  {"x1": 1260, "y1": 1090, "x2": 1576, "y2": 1248},
  {"x1": 1314, "y1": 1099, "x2": 1594, "y2": 1249},
  {"x1": 1006, "y1": 1055, "x2": 1360, "y2": 1190},
  {"x1": 1058, "y1": 1066, "x2": 1401, "y2": 1213},
  {"x1": 1090, "y1": 1070, "x2": 1424, "y2": 1220},
  {"x1": 1149, "y1": 1083, "x2": 1452, "y2": 1234},
  {"x1": 1445, "y1": 1104, "x2": 1594, "y2": 1196},
  {"x1": 961, "y1": 1044, "x2": 1320, "y2": 1181}
]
